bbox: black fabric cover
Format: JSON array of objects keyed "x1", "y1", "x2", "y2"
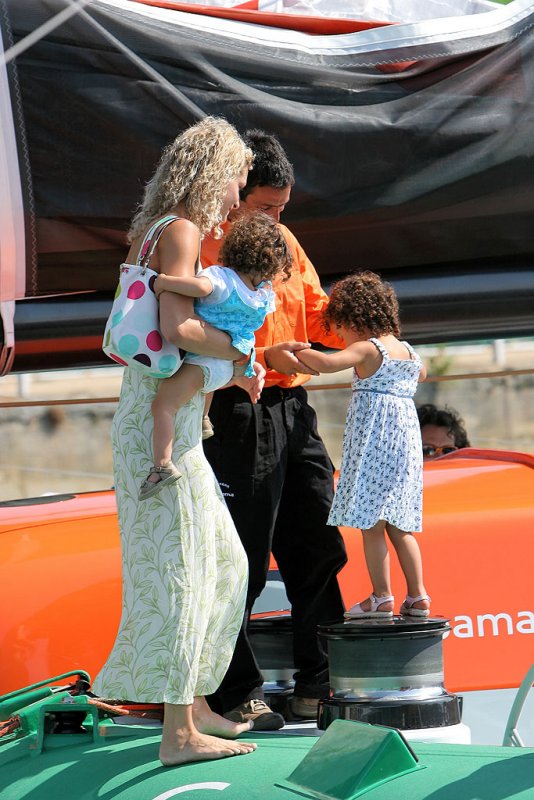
[{"x1": 1, "y1": 0, "x2": 533, "y2": 360}]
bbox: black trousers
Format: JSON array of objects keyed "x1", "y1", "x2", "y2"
[{"x1": 204, "y1": 384, "x2": 347, "y2": 713}]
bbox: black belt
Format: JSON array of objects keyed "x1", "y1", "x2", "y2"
[
  {"x1": 261, "y1": 385, "x2": 305, "y2": 403},
  {"x1": 217, "y1": 383, "x2": 305, "y2": 405}
]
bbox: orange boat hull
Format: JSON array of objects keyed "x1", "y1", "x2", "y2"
[{"x1": 0, "y1": 448, "x2": 532, "y2": 697}]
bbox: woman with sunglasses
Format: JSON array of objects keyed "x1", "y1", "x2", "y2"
[{"x1": 417, "y1": 403, "x2": 470, "y2": 459}]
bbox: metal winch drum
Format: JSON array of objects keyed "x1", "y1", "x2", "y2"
[
  {"x1": 317, "y1": 617, "x2": 463, "y2": 732},
  {"x1": 249, "y1": 615, "x2": 295, "y2": 706}
]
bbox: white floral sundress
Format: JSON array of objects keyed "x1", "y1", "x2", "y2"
[
  {"x1": 92, "y1": 368, "x2": 248, "y2": 705},
  {"x1": 328, "y1": 338, "x2": 423, "y2": 533}
]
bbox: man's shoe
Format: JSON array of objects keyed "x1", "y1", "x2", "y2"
[
  {"x1": 223, "y1": 699, "x2": 285, "y2": 731},
  {"x1": 290, "y1": 696, "x2": 319, "y2": 720}
]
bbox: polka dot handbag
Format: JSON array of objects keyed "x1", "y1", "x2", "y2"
[{"x1": 102, "y1": 215, "x2": 183, "y2": 378}]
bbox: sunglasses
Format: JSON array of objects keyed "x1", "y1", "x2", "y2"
[{"x1": 422, "y1": 445, "x2": 458, "y2": 458}]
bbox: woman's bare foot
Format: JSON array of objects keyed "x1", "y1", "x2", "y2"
[
  {"x1": 193, "y1": 697, "x2": 253, "y2": 738},
  {"x1": 159, "y1": 729, "x2": 256, "y2": 767}
]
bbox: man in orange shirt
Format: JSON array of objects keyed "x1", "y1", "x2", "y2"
[{"x1": 202, "y1": 130, "x2": 347, "y2": 730}]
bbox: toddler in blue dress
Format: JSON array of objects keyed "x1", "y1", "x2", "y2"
[
  {"x1": 139, "y1": 211, "x2": 292, "y2": 499},
  {"x1": 295, "y1": 271, "x2": 431, "y2": 619}
]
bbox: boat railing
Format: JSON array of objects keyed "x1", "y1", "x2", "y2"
[
  {"x1": 502, "y1": 663, "x2": 534, "y2": 747},
  {"x1": 0, "y1": 364, "x2": 533, "y2": 498},
  {"x1": 1, "y1": 365, "x2": 533, "y2": 408}
]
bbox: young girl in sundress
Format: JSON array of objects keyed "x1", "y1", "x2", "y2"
[
  {"x1": 139, "y1": 211, "x2": 292, "y2": 499},
  {"x1": 296, "y1": 270, "x2": 430, "y2": 619}
]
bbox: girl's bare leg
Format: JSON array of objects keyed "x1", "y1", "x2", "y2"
[
  {"x1": 203, "y1": 391, "x2": 213, "y2": 418},
  {"x1": 386, "y1": 523, "x2": 429, "y2": 612},
  {"x1": 201, "y1": 391, "x2": 215, "y2": 439},
  {"x1": 159, "y1": 701, "x2": 256, "y2": 767},
  {"x1": 149, "y1": 365, "x2": 204, "y2": 482},
  {"x1": 357, "y1": 521, "x2": 393, "y2": 613}
]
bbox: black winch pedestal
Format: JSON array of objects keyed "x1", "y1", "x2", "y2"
[
  {"x1": 249, "y1": 615, "x2": 295, "y2": 709},
  {"x1": 317, "y1": 617, "x2": 462, "y2": 731}
]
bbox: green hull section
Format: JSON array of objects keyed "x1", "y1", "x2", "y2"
[{"x1": 2, "y1": 689, "x2": 534, "y2": 800}]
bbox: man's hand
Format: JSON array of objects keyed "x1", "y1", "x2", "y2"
[
  {"x1": 233, "y1": 361, "x2": 266, "y2": 404},
  {"x1": 264, "y1": 342, "x2": 319, "y2": 376}
]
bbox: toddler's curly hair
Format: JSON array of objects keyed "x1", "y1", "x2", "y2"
[
  {"x1": 324, "y1": 270, "x2": 401, "y2": 337},
  {"x1": 220, "y1": 212, "x2": 292, "y2": 282}
]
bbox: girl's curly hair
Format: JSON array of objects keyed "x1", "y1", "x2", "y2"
[
  {"x1": 220, "y1": 212, "x2": 292, "y2": 282},
  {"x1": 324, "y1": 270, "x2": 401, "y2": 337},
  {"x1": 128, "y1": 117, "x2": 253, "y2": 242}
]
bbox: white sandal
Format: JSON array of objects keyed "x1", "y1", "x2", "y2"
[
  {"x1": 139, "y1": 462, "x2": 182, "y2": 500},
  {"x1": 344, "y1": 593, "x2": 394, "y2": 619},
  {"x1": 202, "y1": 415, "x2": 215, "y2": 440},
  {"x1": 400, "y1": 594, "x2": 431, "y2": 618}
]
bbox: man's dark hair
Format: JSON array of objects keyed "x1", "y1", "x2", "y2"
[
  {"x1": 241, "y1": 129, "x2": 295, "y2": 199},
  {"x1": 416, "y1": 403, "x2": 471, "y2": 448}
]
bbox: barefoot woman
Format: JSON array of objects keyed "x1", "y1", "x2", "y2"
[{"x1": 93, "y1": 118, "x2": 257, "y2": 766}]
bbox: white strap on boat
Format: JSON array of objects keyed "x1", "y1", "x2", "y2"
[
  {"x1": 0, "y1": 23, "x2": 26, "y2": 375},
  {"x1": 502, "y1": 663, "x2": 534, "y2": 747},
  {"x1": 0, "y1": 0, "x2": 93, "y2": 67}
]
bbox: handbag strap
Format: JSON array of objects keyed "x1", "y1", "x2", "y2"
[{"x1": 137, "y1": 214, "x2": 181, "y2": 271}]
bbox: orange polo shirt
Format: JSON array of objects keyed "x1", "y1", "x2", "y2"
[{"x1": 201, "y1": 222, "x2": 344, "y2": 389}]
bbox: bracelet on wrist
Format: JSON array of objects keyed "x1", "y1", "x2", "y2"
[{"x1": 233, "y1": 349, "x2": 252, "y2": 366}]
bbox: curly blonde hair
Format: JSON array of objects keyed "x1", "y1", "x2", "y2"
[
  {"x1": 324, "y1": 271, "x2": 401, "y2": 337},
  {"x1": 128, "y1": 117, "x2": 253, "y2": 242},
  {"x1": 220, "y1": 212, "x2": 292, "y2": 282}
]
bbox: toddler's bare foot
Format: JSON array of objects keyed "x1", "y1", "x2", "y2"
[
  {"x1": 193, "y1": 697, "x2": 253, "y2": 738},
  {"x1": 159, "y1": 730, "x2": 256, "y2": 767}
]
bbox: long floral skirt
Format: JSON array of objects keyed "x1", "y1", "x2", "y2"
[{"x1": 92, "y1": 368, "x2": 248, "y2": 705}]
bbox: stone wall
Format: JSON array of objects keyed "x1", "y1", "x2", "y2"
[{"x1": 1, "y1": 341, "x2": 533, "y2": 501}]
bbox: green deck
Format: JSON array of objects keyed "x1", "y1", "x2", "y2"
[{"x1": 2, "y1": 717, "x2": 534, "y2": 800}]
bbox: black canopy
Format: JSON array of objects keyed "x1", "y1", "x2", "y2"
[{"x1": 1, "y1": 0, "x2": 533, "y2": 370}]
